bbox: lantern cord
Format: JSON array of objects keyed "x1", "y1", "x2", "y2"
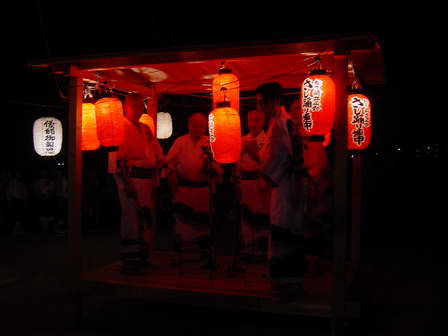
[{"x1": 162, "y1": 53, "x2": 328, "y2": 93}]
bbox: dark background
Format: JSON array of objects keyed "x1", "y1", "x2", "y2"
[{"x1": 0, "y1": 2, "x2": 438, "y2": 333}]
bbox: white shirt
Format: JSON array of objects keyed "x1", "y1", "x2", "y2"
[
  {"x1": 165, "y1": 134, "x2": 210, "y2": 181},
  {"x1": 260, "y1": 107, "x2": 307, "y2": 232},
  {"x1": 108, "y1": 118, "x2": 163, "y2": 173},
  {"x1": 239, "y1": 131, "x2": 267, "y2": 171}
]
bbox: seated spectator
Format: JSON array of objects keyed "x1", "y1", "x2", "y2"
[
  {"x1": 6, "y1": 171, "x2": 29, "y2": 234},
  {"x1": 31, "y1": 169, "x2": 56, "y2": 233}
]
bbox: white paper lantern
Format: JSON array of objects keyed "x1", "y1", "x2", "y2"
[
  {"x1": 33, "y1": 117, "x2": 63, "y2": 156},
  {"x1": 156, "y1": 112, "x2": 172, "y2": 139}
]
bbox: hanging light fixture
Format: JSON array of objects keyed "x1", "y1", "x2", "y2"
[
  {"x1": 33, "y1": 117, "x2": 63, "y2": 156},
  {"x1": 156, "y1": 111, "x2": 173, "y2": 139},
  {"x1": 300, "y1": 60, "x2": 335, "y2": 138},
  {"x1": 212, "y1": 62, "x2": 239, "y2": 111},
  {"x1": 139, "y1": 113, "x2": 155, "y2": 136},
  {"x1": 81, "y1": 103, "x2": 100, "y2": 151},
  {"x1": 208, "y1": 101, "x2": 241, "y2": 163},
  {"x1": 94, "y1": 97, "x2": 125, "y2": 151},
  {"x1": 348, "y1": 93, "x2": 371, "y2": 150}
]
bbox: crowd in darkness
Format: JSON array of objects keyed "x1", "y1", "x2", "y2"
[{"x1": 0, "y1": 164, "x2": 120, "y2": 236}]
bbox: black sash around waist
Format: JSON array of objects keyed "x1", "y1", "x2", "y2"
[
  {"x1": 129, "y1": 167, "x2": 155, "y2": 179},
  {"x1": 178, "y1": 176, "x2": 209, "y2": 188},
  {"x1": 240, "y1": 170, "x2": 260, "y2": 180}
]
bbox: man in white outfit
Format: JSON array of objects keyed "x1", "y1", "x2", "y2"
[
  {"x1": 164, "y1": 113, "x2": 221, "y2": 265},
  {"x1": 256, "y1": 82, "x2": 308, "y2": 302},
  {"x1": 111, "y1": 94, "x2": 162, "y2": 275},
  {"x1": 238, "y1": 110, "x2": 270, "y2": 259}
]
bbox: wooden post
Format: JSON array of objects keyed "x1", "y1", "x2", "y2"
[
  {"x1": 332, "y1": 43, "x2": 349, "y2": 336},
  {"x1": 67, "y1": 74, "x2": 83, "y2": 301},
  {"x1": 351, "y1": 152, "x2": 362, "y2": 270}
]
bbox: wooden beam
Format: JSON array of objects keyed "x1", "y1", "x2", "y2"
[
  {"x1": 67, "y1": 73, "x2": 83, "y2": 293},
  {"x1": 351, "y1": 153, "x2": 362, "y2": 269},
  {"x1": 331, "y1": 42, "x2": 349, "y2": 336},
  {"x1": 70, "y1": 68, "x2": 156, "y2": 98}
]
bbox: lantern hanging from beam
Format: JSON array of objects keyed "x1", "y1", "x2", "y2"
[
  {"x1": 348, "y1": 93, "x2": 371, "y2": 150},
  {"x1": 81, "y1": 103, "x2": 100, "y2": 151},
  {"x1": 208, "y1": 101, "x2": 241, "y2": 163},
  {"x1": 33, "y1": 117, "x2": 63, "y2": 156},
  {"x1": 139, "y1": 113, "x2": 156, "y2": 136},
  {"x1": 94, "y1": 97, "x2": 124, "y2": 151},
  {"x1": 300, "y1": 69, "x2": 335, "y2": 137},
  {"x1": 156, "y1": 112, "x2": 172, "y2": 139},
  {"x1": 212, "y1": 64, "x2": 239, "y2": 111}
]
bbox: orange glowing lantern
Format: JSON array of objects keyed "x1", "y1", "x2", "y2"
[
  {"x1": 301, "y1": 69, "x2": 335, "y2": 137},
  {"x1": 139, "y1": 113, "x2": 155, "y2": 136},
  {"x1": 81, "y1": 103, "x2": 100, "y2": 151},
  {"x1": 348, "y1": 93, "x2": 371, "y2": 150},
  {"x1": 208, "y1": 102, "x2": 241, "y2": 163},
  {"x1": 212, "y1": 65, "x2": 239, "y2": 111},
  {"x1": 94, "y1": 97, "x2": 124, "y2": 151}
]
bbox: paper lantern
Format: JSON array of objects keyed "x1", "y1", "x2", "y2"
[
  {"x1": 81, "y1": 103, "x2": 100, "y2": 151},
  {"x1": 156, "y1": 112, "x2": 172, "y2": 139},
  {"x1": 94, "y1": 97, "x2": 124, "y2": 150},
  {"x1": 139, "y1": 113, "x2": 155, "y2": 136},
  {"x1": 301, "y1": 69, "x2": 335, "y2": 136},
  {"x1": 348, "y1": 93, "x2": 371, "y2": 150},
  {"x1": 212, "y1": 66, "x2": 239, "y2": 111},
  {"x1": 33, "y1": 117, "x2": 63, "y2": 156},
  {"x1": 208, "y1": 102, "x2": 241, "y2": 163}
]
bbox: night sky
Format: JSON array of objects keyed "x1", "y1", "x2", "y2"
[{"x1": 0, "y1": 3, "x2": 440, "y2": 169}]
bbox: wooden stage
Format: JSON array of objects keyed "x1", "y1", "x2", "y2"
[{"x1": 80, "y1": 251, "x2": 359, "y2": 318}]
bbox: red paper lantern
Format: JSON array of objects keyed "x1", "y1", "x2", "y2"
[
  {"x1": 348, "y1": 93, "x2": 371, "y2": 150},
  {"x1": 301, "y1": 69, "x2": 335, "y2": 136},
  {"x1": 208, "y1": 102, "x2": 241, "y2": 163},
  {"x1": 212, "y1": 66, "x2": 239, "y2": 111},
  {"x1": 81, "y1": 103, "x2": 100, "y2": 151},
  {"x1": 94, "y1": 97, "x2": 124, "y2": 150},
  {"x1": 139, "y1": 113, "x2": 155, "y2": 136}
]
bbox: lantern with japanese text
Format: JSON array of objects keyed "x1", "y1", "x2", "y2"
[
  {"x1": 94, "y1": 97, "x2": 124, "y2": 151},
  {"x1": 212, "y1": 65, "x2": 239, "y2": 111},
  {"x1": 208, "y1": 101, "x2": 241, "y2": 163},
  {"x1": 156, "y1": 112, "x2": 172, "y2": 139},
  {"x1": 348, "y1": 93, "x2": 371, "y2": 150},
  {"x1": 139, "y1": 113, "x2": 156, "y2": 136},
  {"x1": 300, "y1": 69, "x2": 335, "y2": 137},
  {"x1": 81, "y1": 103, "x2": 100, "y2": 151},
  {"x1": 33, "y1": 117, "x2": 63, "y2": 156}
]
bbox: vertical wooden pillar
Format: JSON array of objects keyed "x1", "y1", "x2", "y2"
[
  {"x1": 67, "y1": 74, "x2": 83, "y2": 291},
  {"x1": 351, "y1": 153, "x2": 362, "y2": 269},
  {"x1": 332, "y1": 43, "x2": 349, "y2": 336}
]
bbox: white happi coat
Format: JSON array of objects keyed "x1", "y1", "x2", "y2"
[
  {"x1": 239, "y1": 131, "x2": 270, "y2": 254},
  {"x1": 239, "y1": 131, "x2": 270, "y2": 214},
  {"x1": 260, "y1": 108, "x2": 307, "y2": 235},
  {"x1": 165, "y1": 134, "x2": 210, "y2": 242},
  {"x1": 109, "y1": 118, "x2": 162, "y2": 259},
  {"x1": 303, "y1": 141, "x2": 328, "y2": 182}
]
